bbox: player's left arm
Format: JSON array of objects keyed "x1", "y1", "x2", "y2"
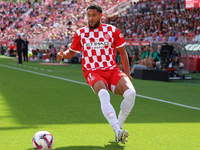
[
  {"x1": 113, "y1": 27, "x2": 132, "y2": 81},
  {"x1": 117, "y1": 46, "x2": 132, "y2": 81}
]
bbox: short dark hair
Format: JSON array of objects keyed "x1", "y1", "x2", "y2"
[{"x1": 86, "y1": 3, "x2": 103, "y2": 13}]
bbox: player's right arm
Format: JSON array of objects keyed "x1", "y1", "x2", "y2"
[
  {"x1": 57, "y1": 31, "x2": 81, "y2": 62},
  {"x1": 57, "y1": 49, "x2": 76, "y2": 62}
]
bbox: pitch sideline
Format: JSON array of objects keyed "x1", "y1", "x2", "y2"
[{"x1": 0, "y1": 64, "x2": 199, "y2": 111}]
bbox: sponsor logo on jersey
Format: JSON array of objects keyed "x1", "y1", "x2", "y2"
[{"x1": 86, "y1": 42, "x2": 110, "y2": 49}]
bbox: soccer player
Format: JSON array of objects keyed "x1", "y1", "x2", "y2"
[{"x1": 57, "y1": 3, "x2": 136, "y2": 144}]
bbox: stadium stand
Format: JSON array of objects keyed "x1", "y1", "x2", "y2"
[
  {"x1": 0, "y1": 0, "x2": 199, "y2": 72},
  {"x1": 0, "y1": 0, "x2": 199, "y2": 44}
]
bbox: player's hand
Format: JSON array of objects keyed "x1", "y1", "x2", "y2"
[{"x1": 57, "y1": 50, "x2": 63, "y2": 62}]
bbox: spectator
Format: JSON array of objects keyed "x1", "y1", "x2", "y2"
[
  {"x1": 168, "y1": 32, "x2": 177, "y2": 42},
  {"x1": 146, "y1": 47, "x2": 160, "y2": 68},
  {"x1": 138, "y1": 47, "x2": 144, "y2": 60},
  {"x1": 131, "y1": 51, "x2": 140, "y2": 70},
  {"x1": 194, "y1": 30, "x2": 200, "y2": 43},
  {"x1": 155, "y1": 44, "x2": 162, "y2": 69},
  {"x1": 49, "y1": 44, "x2": 57, "y2": 61},
  {"x1": 37, "y1": 49, "x2": 42, "y2": 59},
  {"x1": 177, "y1": 33, "x2": 188, "y2": 44},
  {"x1": 7, "y1": 43, "x2": 16, "y2": 57},
  {"x1": 32, "y1": 49, "x2": 38, "y2": 61},
  {"x1": 0, "y1": 44, "x2": 3, "y2": 55},
  {"x1": 169, "y1": 47, "x2": 183, "y2": 77},
  {"x1": 155, "y1": 32, "x2": 163, "y2": 41},
  {"x1": 1, "y1": 44, "x2": 7, "y2": 55},
  {"x1": 138, "y1": 45, "x2": 150, "y2": 66}
]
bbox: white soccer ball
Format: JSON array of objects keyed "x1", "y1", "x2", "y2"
[{"x1": 32, "y1": 131, "x2": 54, "y2": 150}]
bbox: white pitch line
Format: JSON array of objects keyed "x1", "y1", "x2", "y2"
[
  {"x1": 0, "y1": 64, "x2": 200, "y2": 111},
  {"x1": 0, "y1": 64, "x2": 87, "y2": 85},
  {"x1": 9, "y1": 63, "x2": 51, "y2": 72},
  {"x1": 137, "y1": 94, "x2": 200, "y2": 110}
]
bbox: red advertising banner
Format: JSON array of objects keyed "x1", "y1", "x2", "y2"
[
  {"x1": 125, "y1": 41, "x2": 151, "y2": 46},
  {"x1": 185, "y1": 0, "x2": 200, "y2": 9}
]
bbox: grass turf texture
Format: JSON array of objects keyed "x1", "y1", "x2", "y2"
[{"x1": 0, "y1": 55, "x2": 200, "y2": 150}]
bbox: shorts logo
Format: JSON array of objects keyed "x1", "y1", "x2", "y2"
[
  {"x1": 91, "y1": 76, "x2": 96, "y2": 82},
  {"x1": 88, "y1": 73, "x2": 96, "y2": 82}
]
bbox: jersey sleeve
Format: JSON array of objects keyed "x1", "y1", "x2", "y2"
[
  {"x1": 69, "y1": 32, "x2": 82, "y2": 53},
  {"x1": 113, "y1": 27, "x2": 126, "y2": 48}
]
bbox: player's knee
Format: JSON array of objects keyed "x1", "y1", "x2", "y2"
[
  {"x1": 121, "y1": 89, "x2": 136, "y2": 116},
  {"x1": 98, "y1": 89, "x2": 110, "y2": 102},
  {"x1": 123, "y1": 89, "x2": 136, "y2": 103}
]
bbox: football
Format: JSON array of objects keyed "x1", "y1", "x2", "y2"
[{"x1": 32, "y1": 131, "x2": 54, "y2": 150}]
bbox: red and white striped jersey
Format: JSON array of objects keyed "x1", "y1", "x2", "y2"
[{"x1": 70, "y1": 23, "x2": 126, "y2": 72}]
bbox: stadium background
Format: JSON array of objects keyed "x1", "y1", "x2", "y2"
[
  {"x1": 0, "y1": 0, "x2": 200, "y2": 149},
  {"x1": 0, "y1": 0, "x2": 199, "y2": 72}
]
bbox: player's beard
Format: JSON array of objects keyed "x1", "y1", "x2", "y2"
[{"x1": 88, "y1": 20, "x2": 101, "y2": 29}]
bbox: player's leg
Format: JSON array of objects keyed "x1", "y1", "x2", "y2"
[
  {"x1": 92, "y1": 80, "x2": 121, "y2": 137},
  {"x1": 114, "y1": 76, "x2": 136, "y2": 144},
  {"x1": 108, "y1": 71, "x2": 136, "y2": 143},
  {"x1": 85, "y1": 71, "x2": 121, "y2": 138},
  {"x1": 114, "y1": 76, "x2": 136, "y2": 129}
]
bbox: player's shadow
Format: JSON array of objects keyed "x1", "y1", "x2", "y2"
[{"x1": 26, "y1": 142, "x2": 125, "y2": 150}]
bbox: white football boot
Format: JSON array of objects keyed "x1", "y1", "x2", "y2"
[{"x1": 115, "y1": 130, "x2": 129, "y2": 144}]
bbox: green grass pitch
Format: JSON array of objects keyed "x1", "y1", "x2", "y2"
[{"x1": 0, "y1": 55, "x2": 200, "y2": 150}]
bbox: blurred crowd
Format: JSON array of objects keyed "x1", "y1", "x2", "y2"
[
  {"x1": 0, "y1": 0, "x2": 123, "y2": 44},
  {"x1": 107, "y1": 4, "x2": 200, "y2": 44},
  {"x1": 0, "y1": 0, "x2": 199, "y2": 53},
  {"x1": 130, "y1": 0, "x2": 185, "y2": 13}
]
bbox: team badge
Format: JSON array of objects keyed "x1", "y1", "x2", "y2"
[{"x1": 104, "y1": 34, "x2": 110, "y2": 40}]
